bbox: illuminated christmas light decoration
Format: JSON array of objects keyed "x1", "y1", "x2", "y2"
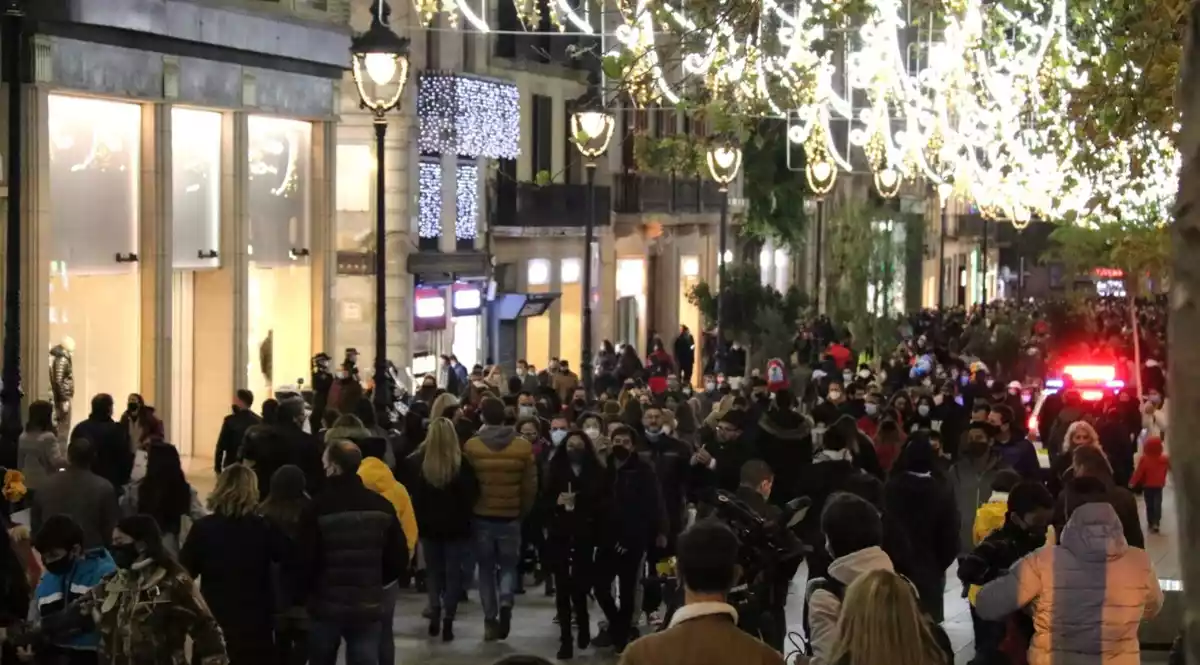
[
  {"x1": 456, "y1": 163, "x2": 479, "y2": 241},
  {"x1": 417, "y1": 74, "x2": 520, "y2": 160},
  {"x1": 418, "y1": 161, "x2": 441, "y2": 239}
]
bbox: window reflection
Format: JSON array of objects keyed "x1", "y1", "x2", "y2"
[{"x1": 48, "y1": 95, "x2": 143, "y2": 419}]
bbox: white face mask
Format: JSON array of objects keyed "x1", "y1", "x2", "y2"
[
  {"x1": 918, "y1": 405, "x2": 931, "y2": 416},
  {"x1": 584, "y1": 427, "x2": 601, "y2": 440},
  {"x1": 705, "y1": 382, "x2": 716, "y2": 392},
  {"x1": 550, "y1": 429, "x2": 568, "y2": 445},
  {"x1": 518, "y1": 405, "x2": 535, "y2": 418},
  {"x1": 864, "y1": 403, "x2": 879, "y2": 417}
]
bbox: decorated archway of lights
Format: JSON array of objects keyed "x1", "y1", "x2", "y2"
[{"x1": 411, "y1": 0, "x2": 1176, "y2": 227}]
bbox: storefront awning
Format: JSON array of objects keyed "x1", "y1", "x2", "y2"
[{"x1": 493, "y1": 292, "x2": 559, "y2": 320}]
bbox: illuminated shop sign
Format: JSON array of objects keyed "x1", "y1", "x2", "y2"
[
  {"x1": 452, "y1": 283, "x2": 483, "y2": 316},
  {"x1": 414, "y1": 287, "x2": 447, "y2": 332}
]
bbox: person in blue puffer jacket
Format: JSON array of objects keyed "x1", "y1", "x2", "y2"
[{"x1": 32, "y1": 514, "x2": 117, "y2": 663}]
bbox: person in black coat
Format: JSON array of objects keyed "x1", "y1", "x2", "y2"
[
  {"x1": 795, "y1": 424, "x2": 885, "y2": 582},
  {"x1": 70, "y1": 393, "x2": 133, "y2": 493},
  {"x1": 831, "y1": 414, "x2": 883, "y2": 480},
  {"x1": 883, "y1": 435, "x2": 959, "y2": 623},
  {"x1": 634, "y1": 405, "x2": 693, "y2": 550},
  {"x1": 405, "y1": 417, "x2": 480, "y2": 642},
  {"x1": 275, "y1": 399, "x2": 325, "y2": 497},
  {"x1": 690, "y1": 409, "x2": 761, "y2": 498},
  {"x1": 754, "y1": 390, "x2": 812, "y2": 507},
  {"x1": 214, "y1": 389, "x2": 262, "y2": 473},
  {"x1": 295, "y1": 442, "x2": 407, "y2": 664},
  {"x1": 595, "y1": 425, "x2": 668, "y2": 653},
  {"x1": 181, "y1": 464, "x2": 285, "y2": 665},
  {"x1": 542, "y1": 429, "x2": 607, "y2": 659}
]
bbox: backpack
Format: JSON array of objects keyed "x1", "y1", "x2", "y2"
[
  {"x1": 800, "y1": 573, "x2": 953, "y2": 662},
  {"x1": 801, "y1": 577, "x2": 847, "y2": 656}
]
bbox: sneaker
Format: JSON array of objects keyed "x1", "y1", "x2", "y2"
[
  {"x1": 592, "y1": 627, "x2": 612, "y2": 648},
  {"x1": 557, "y1": 641, "x2": 574, "y2": 660},
  {"x1": 484, "y1": 619, "x2": 501, "y2": 642},
  {"x1": 499, "y1": 606, "x2": 513, "y2": 640}
]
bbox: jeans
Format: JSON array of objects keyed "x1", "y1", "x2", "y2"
[
  {"x1": 379, "y1": 582, "x2": 398, "y2": 665},
  {"x1": 593, "y1": 545, "x2": 644, "y2": 648},
  {"x1": 473, "y1": 518, "x2": 522, "y2": 622},
  {"x1": 424, "y1": 538, "x2": 472, "y2": 619},
  {"x1": 1144, "y1": 487, "x2": 1164, "y2": 527},
  {"x1": 308, "y1": 618, "x2": 381, "y2": 665},
  {"x1": 551, "y1": 541, "x2": 594, "y2": 640}
]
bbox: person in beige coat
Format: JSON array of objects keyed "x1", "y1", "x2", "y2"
[{"x1": 976, "y1": 499, "x2": 1163, "y2": 665}]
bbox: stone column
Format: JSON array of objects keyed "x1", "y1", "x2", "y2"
[
  {"x1": 223, "y1": 111, "x2": 251, "y2": 391},
  {"x1": 548, "y1": 255, "x2": 563, "y2": 361},
  {"x1": 19, "y1": 87, "x2": 51, "y2": 410},
  {"x1": 310, "y1": 120, "x2": 337, "y2": 356},
  {"x1": 139, "y1": 103, "x2": 173, "y2": 427}
]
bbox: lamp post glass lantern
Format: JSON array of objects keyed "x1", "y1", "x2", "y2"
[
  {"x1": 571, "y1": 101, "x2": 614, "y2": 398},
  {"x1": 351, "y1": 0, "x2": 410, "y2": 417},
  {"x1": 706, "y1": 140, "x2": 742, "y2": 373}
]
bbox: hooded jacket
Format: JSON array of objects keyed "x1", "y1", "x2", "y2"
[
  {"x1": 948, "y1": 451, "x2": 1009, "y2": 553},
  {"x1": 462, "y1": 425, "x2": 537, "y2": 519},
  {"x1": 33, "y1": 548, "x2": 116, "y2": 652},
  {"x1": 1130, "y1": 437, "x2": 1169, "y2": 489},
  {"x1": 976, "y1": 502, "x2": 1163, "y2": 665},
  {"x1": 358, "y1": 457, "x2": 419, "y2": 555},
  {"x1": 805, "y1": 546, "x2": 894, "y2": 665}
]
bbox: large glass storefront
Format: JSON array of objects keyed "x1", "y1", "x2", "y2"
[
  {"x1": 247, "y1": 116, "x2": 313, "y2": 399},
  {"x1": 616, "y1": 258, "x2": 645, "y2": 349},
  {"x1": 170, "y1": 108, "x2": 223, "y2": 458},
  {"x1": 559, "y1": 259, "x2": 581, "y2": 369},
  {"x1": 48, "y1": 95, "x2": 143, "y2": 420},
  {"x1": 678, "y1": 255, "x2": 701, "y2": 382},
  {"x1": 524, "y1": 259, "x2": 551, "y2": 368}
]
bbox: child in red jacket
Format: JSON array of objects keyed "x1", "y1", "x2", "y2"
[{"x1": 1131, "y1": 436, "x2": 1170, "y2": 533}]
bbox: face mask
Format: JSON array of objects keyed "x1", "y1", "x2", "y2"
[
  {"x1": 918, "y1": 405, "x2": 931, "y2": 416},
  {"x1": 964, "y1": 438, "x2": 989, "y2": 459},
  {"x1": 1021, "y1": 393, "x2": 1031, "y2": 404},
  {"x1": 858, "y1": 369, "x2": 871, "y2": 379},
  {"x1": 864, "y1": 403, "x2": 879, "y2": 417},
  {"x1": 44, "y1": 555, "x2": 75, "y2": 577},
  {"x1": 842, "y1": 372, "x2": 853, "y2": 384},
  {"x1": 705, "y1": 382, "x2": 716, "y2": 392},
  {"x1": 572, "y1": 399, "x2": 587, "y2": 410},
  {"x1": 933, "y1": 394, "x2": 945, "y2": 406},
  {"x1": 611, "y1": 446, "x2": 632, "y2": 462},
  {"x1": 644, "y1": 426, "x2": 662, "y2": 441},
  {"x1": 110, "y1": 544, "x2": 140, "y2": 570},
  {"x1": 566, "y1": 448, "x2": 586, "y2": 465},
  {"x1": 517, "y1": 369, "x2": 527, "y2": 377},
  {"x1": 828, "y1": 391, "x2": 842, "y2": 402},
  {"x1": 550, "y1": 429, "x2": 568, "y2": 445},
  {"x1": 518, "y1": 405, "x2": 535, "y2": 418},
  {"x1": 986, "y1": 379, "x2": 995, "y2": 388},
  {"x1": 127, "y1": 402, "x2": 139, "y2": 414},
  {"x1": 584, "y1": 427, "x2": 601, "y2": 440}
]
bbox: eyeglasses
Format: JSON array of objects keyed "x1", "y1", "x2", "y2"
[{"x1": 717, "y1": 426, "x2": 739, "y2": 434}]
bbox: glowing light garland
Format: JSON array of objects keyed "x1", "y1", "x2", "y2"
[
  {"x1": 456, "y1": 164, "x2": 479, "y2": 240},
  {"x1": 418, "y1": 161, "x2": 442, "y2": 239},
  {"x1": 417, "y1": 74, "x2": 520, "y2": 160}
]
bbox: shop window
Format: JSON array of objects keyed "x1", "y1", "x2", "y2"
[
  {"x1": 678, "y1": 255, "x2": 701, "y2": 384},
  {"x1": 524, "y1": 258, "x2": 551, "y2": 369},
  {"x1": 247, "y1": 116, "x2": 313, "y2": 399},
  {"x1": 172, "y1": 108, "x2": 222, "y2": 269},
  {"x1": 48, "y1": 95, "x2": 142, "y2": 418},
  {"x1": 559, "y1": 258, "x2": 581, "y2": 369}
]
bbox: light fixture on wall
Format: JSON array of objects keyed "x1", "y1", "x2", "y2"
[{"x1": 350, "y1": 0, "x2": 410, "y2": 415}]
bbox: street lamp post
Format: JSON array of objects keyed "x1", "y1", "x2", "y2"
[
  {"x1": 569, "y1": 97, "x2": 614, "y2": 400},
  {"x1": 2, "y1": 0, "x2": 25, "y2": 440},
  {"x1": 350, "y1": 0, "x2": 410, "y2": 417},
  {"x1": 806, "y1": 158, "x2": 836, "y2": 313},
  {"x1": 706, "y1": 140, "x2": 743, "y2": 373}
]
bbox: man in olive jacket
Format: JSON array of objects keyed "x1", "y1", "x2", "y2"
[{"x1": 462, "y1": 397, "x2": 537, "y2": 642}]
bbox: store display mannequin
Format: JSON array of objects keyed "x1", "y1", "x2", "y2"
[{"x1": 49, "y1": 337, "x2": 76, "y2": 439}]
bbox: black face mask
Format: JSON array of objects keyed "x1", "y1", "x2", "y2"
[
  {"x1": 110, "y1": 544, "x2": 140, "y2": 570},
  {"x1": 44, "y1": 555, "x2": 75, "y2": 577},
  {"x1": 566, "y1": 449, "x2": 587, "y2": 465},
  {"x1": 231, "y1": 404, "x2": 241, "y2": 415},
  {"x1": 611, "y1": 446, "x2": 632, "y2": 462},
  {"x1": 127, "y1": 403, "x2": 139, "y2": 415},
  {"x1": 572, "y1": 399, "x2": 587, "y2": 410}
]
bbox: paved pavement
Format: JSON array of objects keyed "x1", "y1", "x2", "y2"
[{"x1": 183, "y1": 464, "x2": 1180, "y2": 665}]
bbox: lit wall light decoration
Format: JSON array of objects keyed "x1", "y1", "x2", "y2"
[
  {"x1": 806, "y1": 158, "x2": 836, "y2": 196},
  {"x1": 418, "y1": 161, "x2": 441, "y2": 239},
  {"x1": 417, "y1": 74, "x2": 520, "y2": 160},
  {"x1": 874, "y1": 167, "x2": 901, "y2": 198},
  {"x1": 706, "y1": 140, "x2": 743, "y2": 187},
  {"x1": 455, "y1": 163, "x2": 479, "y2": 241}
]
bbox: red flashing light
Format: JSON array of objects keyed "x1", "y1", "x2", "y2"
[
  {"x1": 1081, "y1": 390, "x2": 1105, "y2": 402},
  {"x1": 1063, "y1": 365, "x2": 1116, "y2": 383}
]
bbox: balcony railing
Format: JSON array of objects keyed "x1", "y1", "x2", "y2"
[
  {"x1": 612, "y1": 173, "x2": 727, "y2": 215},
  {"x1": 493, "y1": 182, "x2": 612, "y2": 227}
]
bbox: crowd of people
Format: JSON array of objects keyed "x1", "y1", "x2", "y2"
[{"x1": 0, "y1": 298, "x2": 1179, "y2": 665}]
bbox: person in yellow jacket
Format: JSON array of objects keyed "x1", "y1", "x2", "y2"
[
  {"x1": 357, "y1": 437, "x2": 419, "y2": 552},
  {"x1": 967, "y1": 469, "x2": 1021, "y2": 603}
]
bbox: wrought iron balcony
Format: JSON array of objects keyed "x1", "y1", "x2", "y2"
[
  {"x1": 492, "y1": 181, "x2": 612, "y2": 228},
  {"x1": 612, "y1": 173, "x2": 727, "y2": 215}
]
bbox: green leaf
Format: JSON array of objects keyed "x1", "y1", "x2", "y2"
[{"x1": 534, "y1": 170, "x2": 552, "y2": 186}]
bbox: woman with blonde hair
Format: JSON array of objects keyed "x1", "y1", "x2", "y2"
[
  {"x1": 1049, "y1": 420, "x2": 1102, "y2": 496},
  {"x1": 831, "y1": 569, "x2": 953, "y2": 665},
  {"x1": 406, "y1": 417, "x2": 480, "y2": 641},
  {"x1": 180, "y1": 464, "x2": 282, "y2": 665},
  {"x1": 430, "y1": 392, "x2": 460, "y2": 421}
]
